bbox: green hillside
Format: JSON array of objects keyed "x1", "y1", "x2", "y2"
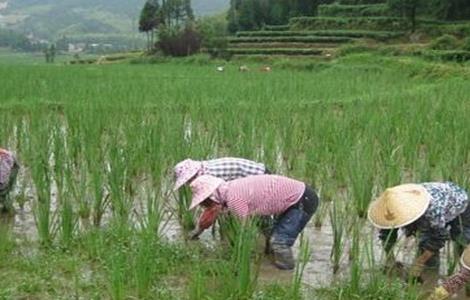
[{"x1": 0, "y1": 0, "x2": 229, "y2": 39}]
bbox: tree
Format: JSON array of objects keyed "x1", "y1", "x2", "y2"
[
  {"x1": 238, "y1": 0, "x2": 256, "y2": 30},
  {"x1": 161, "y1": 0, "x2": 194, "y2": 27},
  {"x1": 388, "y1": 0, "x2": 425, "y2": 31},
  {"x1": 139, "y1": 0, "x2": 160, "y2": 51}
]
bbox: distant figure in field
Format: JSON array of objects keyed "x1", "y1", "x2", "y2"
[
  {"x1": 368, "y1": 182, "x2": 469, "y2": 282},
  {"x1": 259, "y1": 66, "x2": 272, "y2": 72},
  {"x1": 428, "y1": 245, "x2": 470, "y2": 299},
  {"x1": 0, "y1": 148, "x2": 19, "y2": 213},
  {"x1": 188, "y1": 174, "x2": 319, "y2": 270},
  {"x1": 174, "y1": 158, "x2": 272, "y2": 244},
  {"x1": 216, "y1": 66, "x2": 225, "y2": 72},
  {"x1": 239, "y1": 65, "x2": 249, "y2": 72}
]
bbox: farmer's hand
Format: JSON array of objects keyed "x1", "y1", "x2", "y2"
[
  {"x1": 385, "y1": 252, "x2": 396, "y2": 268},
  {"x1": 189, "y1": 228, "x2": 203, "y2": 240},
  {"x1": 426, "y1": 286, "x2": 450, "y2": 300},
  {"x1": 408, "y1": 263, "x2": 424, "y2": 284},
  {"x1": 407, "y1": 250, "x2": 434, "y2": 283}
]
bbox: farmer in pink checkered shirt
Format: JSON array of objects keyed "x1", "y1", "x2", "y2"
[
  {"x1": 0, "y1": 148, "x2": 19, "y2": 213},
  {"x1": 188, "y1": 174, "x2": 319, "y2": 270},
  {"x1": 174, "y1": 157, "x2": 273, "y2": 249}
]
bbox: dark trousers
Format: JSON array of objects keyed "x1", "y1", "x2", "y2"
[{"x1": 271, "y1": 186, "x2": 319, "y2": 247}]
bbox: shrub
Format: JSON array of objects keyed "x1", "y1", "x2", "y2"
[
  {"x1": 422, "y1": 23, "x2": 470, "y2": 39},
  {"x1": 197, "y1": 14, "x2": 229, "y2": 59},
  {"x1": 158, "y1": 25, "x2": 202, "y2": 57},
  {"x1": 228, "y1": 48, "x2": 323, "y2": 56},
  {"x1": 462, "y1": 37, "x2": 470, "y2": 51},
  {"x1": 421, "y1": 50, "x2": 470, "y2": 62},
  {"x1": 318, "y1": 4, "x2": 390, "y2": 17},
  {"x1": 236, "y1": 30, "x2": 402, "y2": 40},
  {"x1": 339, "y1": 0, "x2": 386, "y2": 4},
  {"x1": 429, "y1": 34, "x2": 460, "y2": 50},
  {"x1": 263, "y1": 25, "x2": 290, "y2": 31},
  {"x1": 289, "y1": 16, "x2": 410, "y2": 31},
  {"x1": 230, "y1": 36, "x2": 352, "y2": 44}
]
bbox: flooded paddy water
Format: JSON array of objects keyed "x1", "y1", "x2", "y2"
[{"x1": 5, "y1": 176, "x2": 469, "y2": 299}]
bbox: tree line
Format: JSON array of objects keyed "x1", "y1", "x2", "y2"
[
  {"x1": 138, "y1": 0, "x2": 194, "y2": 50},
  {"x1": 227, "y1": 0, "x2": 470, "y2": 32}
]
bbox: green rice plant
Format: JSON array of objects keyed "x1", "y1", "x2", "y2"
[
  {"x1": 0, "y1": 224, "x2": 14, "y2": 264},
  {"x1": 27, "y1": 118, "x2": 56, "y2": 246},
  {"x1": 225, "y1": 218, "x2": 261, "y2": 299},
  {"x1": 330, "y1": 199, "x2": 345, "y2": 274},
  {"x1": 291, "y1": 233, "x2": 311, "y2": 300},
  {"x1": 133, "y1": 229, "x2": 158, "y2": 299},
  {"x1": 107, "y1": 143, "x2": 133, "y2": 224},
  {"x1": 446, "y1": 242, "x2": 459, "y2": 276},
  {"x1": 107, "y1": 243, "x2": 127, "y2": 300},
  {"x1": 218, "y1": 213, "x2": 242, "y2": 248},
  {"x1": 348, "y1": 217, "x2": 360, "y2": 262},
  {"x1": 176, "y1": 186, "x2": 196, "y2": 232},
  {"x1": 313, "y1": 200, "x2": 329, "y2": 228},
  {"x1": 347, "y1": 142, "x2": 375, "y2": 218}
]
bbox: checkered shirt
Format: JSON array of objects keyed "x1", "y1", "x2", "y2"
[{"x1": 201, "y1": 157, "x2": 266, "y2": 181}]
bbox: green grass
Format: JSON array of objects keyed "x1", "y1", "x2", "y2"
[
  {"x1": 236, "y1": 30, "x2": 403, "y2": 40},
  {"x1": 0, "y1": 52, "x2": 469, "y2": 299},
  {"x1": 317, "y1": 3, "x2": 390, "y2": 18},
  {"x1": 228, "y1": 48, "x2": 324, "y2": 56},
  {"x1": 230, "y1": 36, "x2": 353, "y2": 44}
]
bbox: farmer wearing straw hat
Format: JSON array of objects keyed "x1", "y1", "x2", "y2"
[
  {"x1": 0, "y1": 148, "x2": 19, "y2": 213},
  {"x1": 427, "y1": 245, "x2": 470, "y2": 299},
  {"x1": 368, "y1": 182, "x2": 469, "y2": 282},
  {"x1": 173, "y1": 157, "x2": 272, "y2": 240},
  {"x1": 188, "y1": 174, "x2": 319, "y2": 270}
]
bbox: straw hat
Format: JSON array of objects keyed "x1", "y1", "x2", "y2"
[
  {"x1": 173, "y1": 159, "x2": 202, "y2": 191},
  {"x1": 461, "y1": 246, "x2": 470, "y2": 271},
  {"x1": 367, "y1": 184, "x2": 431, "y2": 229},
  {"x1": 189, "y1": 175, "x2": 225, "y2": 210}
]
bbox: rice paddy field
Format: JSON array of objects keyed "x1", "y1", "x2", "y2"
[{"x1": 0, "y1": 52, "x2": 469, "y2": 299}]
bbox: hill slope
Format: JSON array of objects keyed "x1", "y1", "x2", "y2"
[{"x1": 0, "y1": 0, "x2": 229, "y2": 39}]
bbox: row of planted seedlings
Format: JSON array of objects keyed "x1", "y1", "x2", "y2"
[
  {"x1": 179, "y1": 82, "x2": 470, "y2": 293},
  {"x1": 0, "y1": 105, "x2": 205, "y2": 299},
  {"x1": 0, "y1": 69, "x2": 468, "y2": 298}
]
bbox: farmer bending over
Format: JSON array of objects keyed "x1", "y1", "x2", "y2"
[
  {"x1": 428, "y1": 245, "x2": 470, "y2": 299},
  {"x1": 0, "y1": 148, "x2": 19, "y2": 213},
  {"x1": 367, "y1": 182, "x2": 469, "y2": 282},
  {"x1": 174, "y1": 157, "x2": 272, "y2": 243},
  {"x1": 188, "y1": 174, "x2": 319, "y2": 270}
]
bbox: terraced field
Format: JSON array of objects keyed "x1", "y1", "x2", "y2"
[{"x1": 228, "y1": 3, "x2": 407, "y2": 58}]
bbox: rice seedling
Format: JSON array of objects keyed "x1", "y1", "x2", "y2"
[
  {"x1": 330, "y1": 198, "x2": 345, "y2": 274},
  {"x1": 291, "y1": 233, "x2": 311, "y2": 300},
  {"x1": 0, "y1": 52, "x2": 468, "y2": 299}
]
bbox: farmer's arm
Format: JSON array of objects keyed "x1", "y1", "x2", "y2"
[
  {"x1": 408, "y1": 227, "x2": 447, "y2": 280},
  {"x1": 428, "y1": 267, "x2": 470, "y2": 299},
  {"x1": 190, "y1": 204, "x2": 222, "y2": 239}
]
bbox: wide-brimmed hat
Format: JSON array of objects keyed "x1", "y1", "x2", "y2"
[
  {"x1": 189, "y1": 175, "x2": 224, "y2": 210},
  {"x1": 367, "y1": 184, "x2": 431, "y2": 229},
  {"x1": 173, "y1": 159, "x2": 202, "y2": 191},
  {"x1": 461, "y1": 246, "x2": 470, "y2": 270}
]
